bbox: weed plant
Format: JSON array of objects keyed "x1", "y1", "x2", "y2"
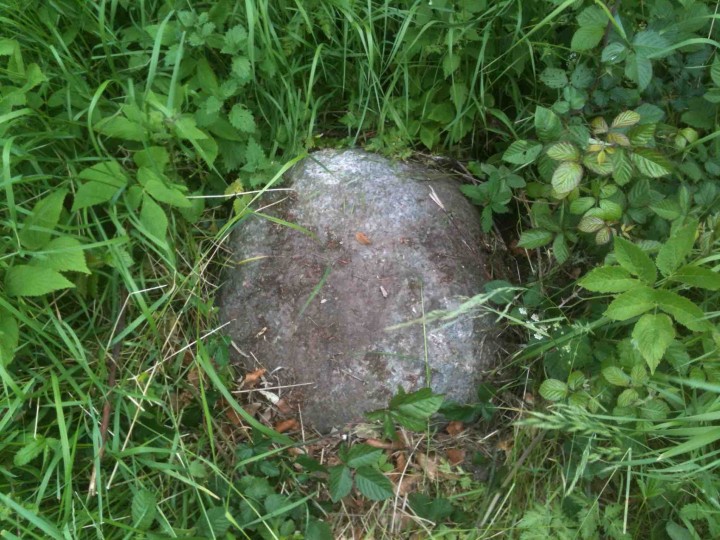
[{"x1": 0, "y1": 0, "x2": 719, "y2": 539}]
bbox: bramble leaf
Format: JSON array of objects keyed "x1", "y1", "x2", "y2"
[{"x1": 632, "y1": 314, "x2": 674, "y2": 373}]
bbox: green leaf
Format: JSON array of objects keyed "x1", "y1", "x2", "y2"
[
  {"x1": 328, "y1": 465, "x2": 352, "y2": 502},
  {"x1": 669, "y1": 265, "x2": 720, "y2": 291},
  {"x1": 628, "y1": 123, "x2": 656, "y2": 146},
  {"x1": 546, "y1": 142, "x2": 579, "y2": 161},
  {"x1": 389, "y1": 387, "x2": 443, "y2": 420},
  {"x1": 616, "y1": 388, "x2": 639, "y2": 407},
  {"x1": 0, "y1": 311, "x2": 19, "y2": 367},
  {"x1": 19, "y1": 189, "x2": 68, "y2": 250},
  {"x1": 711, "y1": 55, "x2": 720, "y2": 87},
  {"x1": 354, "y1": 466, "x2": 394, "y2": 501},
  {"x1": 198, "y1": 507, "x2": 230, "y2": 538},
  {"x1": 604, "y1": 286, "x2": 655, "y2": 320},
  {"x1": 517, "y1": 229, "x2": 553, "y2": 249},
  {"x1": 502, "y1": 140, "x2": 542, "y2": 165},
  {"x1": 231, "y1": 55, "x2": 252, "y2": 84},
  {"x1": 5, "y1": 265, "x2": 75, "y2": 297},
  {"x1": 656, "y1": 220, "x2": 697, "y2": 277},
  {"x1": 633, "y1": 30, "x2": 670, "y2": 59},
  {"x1": 614, "y1": 236, "x2": 656, "y2": 284},
  {"x1": 32, "y1": 236, "x2": 90, "y2": 275},
  {"x1": 553, "y1": 234, "x2": 569, "y2": 264},
  {"x1": 632, "y1": 314, "x2": 674, "y2": 374},
  {"x1": 539, "y1": 67, "x2": 568, "y2": 89},
  {"x1": 229, "y1": 104, "x2": 255, "y2": 133},
  {"x1": 611, "y1": 148, "x2": 633, "y2": 185},
  {"x1": 94, "y1": 116, "x2": 146, "y2": 141},
  {"x1": 534, "y1": 106, "x2": 562, "y2": 142},
  {"x1": 610, "y1": 111, "x2": 641, "y2": 129},
  {"x1": 569, "y1": 197, "x2": 595, "y2": 215},
  {"x1": 305, "y1": 519, "x2": 333, "y2": 540},
  {"x1": 571, "y1": 26, "x2": 605, "y2": 52},
  {"x1": 345, "y1": 444, "x2": 383, "y2": 468},
  {"x1": 140, "y1": 195, "x2": 168, "y2": 241},
  {"x1": 222, "y1": 24, "x2": 248, "y2": 55},
  {"x1": 578, "y1": 266, "x2": 640, "y2": 293},
  {"x1": 601, "y1": 42, "x2": 627, "y2": 64},
  {"x1": 578, "y1": 215, "x2": 605, "y2": 233},
  {"x1": 442, "y1": 52, "x2": 461, "y2": 78},
  {"x1": 654, "y1": 289, "x2": 710, "y2": 332},
  {"x1": 13, "y1": 437, "x2": 45, "y2": 467},
  {"x1": 631, "y1": 148, "x2": 671, "y2": 178},
  {"x1": 132, "y1": 490, "x2": 157, "y2": 531},
  {"x1": 73, "y1": 161, "x2": 128, "y2": 211},
  {"x1": 650, "y1": 198, "x2": 682, "y2": 221},
  {"x1": 539, "y1": 379, "x2": 568, "y2": 401},
  {"x1": 624, "y1": 52, "x2": 653, "y2": 91},
  {"x1": 551, "y1": 162, "x2": 583, "y2": 195},
  {"x1": 602, "y1": 366, "x2": 631, "y2": 387},
  {"x1": 134, "y1": 146, "x2": 169, "y2": 170},
  {"x1": 139, "y1": 168, "x2": 191, "y2": 208}
]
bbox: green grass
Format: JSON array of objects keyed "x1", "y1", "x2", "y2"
[{"x1": 1, "y1": 0, "x2": 719, "y2": 538}]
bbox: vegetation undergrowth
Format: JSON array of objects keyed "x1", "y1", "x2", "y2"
[{"x1": 1, "y1": 0, "x2": 718, "y2": 538}]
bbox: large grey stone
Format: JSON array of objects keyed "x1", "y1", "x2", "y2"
[{"x1": 220, "y1": 149, "x2": 496, "y2": 433}]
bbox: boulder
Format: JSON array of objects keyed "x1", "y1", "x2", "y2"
[{"x1": 219, "y1": 149, "x2": 496, "y2": 433}]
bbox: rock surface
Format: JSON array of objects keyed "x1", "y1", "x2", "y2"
[{"x1": 220, "y1": 149, "x2": 496, "y2": 433}]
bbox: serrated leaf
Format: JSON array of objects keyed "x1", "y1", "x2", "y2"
[
  {"x1": 546, "y1": 142, "x2": 579, "y2": 161},
  {"x1": 632, "y1": 313, "x2": 674, "y2": 373},
  {"x1": 442, "y1": 52, "x2": 460, "y2": 78},
  {"x1": 534, "y1": 106, "x2": 562, "y2": 142},
  {"x1": 570, "y1": 197, "x2": 595, "y2": 215},
  {"x1": 132, "y1": 490, "x2": 157, "y2": 531},
  {"x1": 579, "y1": 266, "x2": 640, "y2": 293},
  {"x1": 624, "y1": 52, "x2": 653, "y2": 91},
  {"x1": 614, "y1": 236, "x2": 656, "y2": 284},
  {"x1": 345, "y1": 444, "x2": 383, "y2": 468},
  {"x1": 669, "y1": 265, "x2": 720, "y2": 291},
  {"x1": 19, "y1": 189, "x2": 68, "y2": 250},
  {"x1": 611, "y1": 111, "x2": 641, "y2": 129},
  {"x1": 139, "y1": 168, "x2": 191, "y2": 208},
  {"x1": 222, "y1": 24, "x2": 247, "y2": 55},
  {"x1": 94, "y1": 116, "x2": 146, "y2": 141},
  {"x1": 591, "y1": 117, "x2": 609, "y2": 134},
  {"x1": 640, "y1": 398, "x2": 669, "y2": 421},
  {"x1": 633, "y1": 30, "x2": 671, "y2": 59},
  {"x1": 604, "y1": 286, "x2": 655, "y2": 320},
  {"x1": 552, "y1": 162, "x2": 583, "y2": 195},
  {"x1": 354, "y1": 466, "x2": 394, "y2": 501},
  {"x1": 583, "y1": 154, "x2": 614, "y2": 176},
  {"x1": 601, "y1": 42, "x2": 627, "y2": 64},
  {"x1": 229, "y1": 104, "x2": 255, "y2": 133},
  {"x1": 654, "y1": 289, "x2": 710, "y2": 332},
  {"x1": 603, "y1": 366, "x2": 631, "y2": 387},
  {"x1": 656, "y1": 220, "x2": 697, "y2": 277},
  {"x1": 571, "y1": 25, "x2": 605, "y2": 52},
  {"x1": 14, "y1": 437, "x2": 45, "y2": 467},
  {"x1": 389, "y1": 387, "x2": 443, "y2": 419},
  {"x1": 328, "y1": 465, "x2": 352, "y2": 502},
  {"x1": 578, "y1": 215, "x2": 605, "y2": 233},
  {"x1": 540, "y1": 67, "x2": 568, "y2": 89},
  {"x1": 616, "y1": 388, "x2": 639, "y2": 407},
  {"x1": 711, "y1": 56, "x2": 720, "y2": 87},
  {"x1": 517, "y1": 229, "x2": 553, "y2": 249},
  {"x1": 502, "y1": 140, "x2": 542, "y2": 165},
  {"x1": 650, "y1": 198, "x2": 682, "y2": 221},
  {"x1": 539, "y1": 379, "x2": 568, "y2": 401},
  {"x1": 6, "y1": 265, "x2": 75, "y2": 297},
  {"x1": 595, "y1": 226, "x2": 612, "y2": 245},
  {"x1": 631, "y1": 148, "x2": 671, "y2": 178},
  {"x1": 73, "y1": 161, "x2": 128, "y2": 211},
  {"x1": 553, "y1": 234, "x2": 570, "y2": 264},
  {"x1": 231, "y1": 55, "x2": 252, "y2": 84},
  {"x1": 628, "y1": 123, "x2": 656, "y2": 146},
  {"x1": 32, "y1": 236, "x2": 90, "y2": 274},
  {"x1": 197, "y1": 506, "x2": 230, "y2": 538},
  {"x1": 607, "y1": 132, "x2": 630, "y2": 146},
  {"x1": 140, "y1": 195, "x2": 168, "y2": 241},
  {"x1": 611, "y1": 148, "x2": 633, "y2": 186}
]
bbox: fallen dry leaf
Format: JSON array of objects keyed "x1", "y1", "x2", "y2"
[
  {"x1": 446, "y1": 420, "x2": 465, "y2": 437},
  {"x1": 274, "y1": 418, "x2": 299, "y2": 433},
  {"x1": 275, "y1": 398, "x2": 293, "y2": 415},
  {"x1": 242, "y1": 368, "x2": 266, "y2": 387},
  {"x1": 355, "y1": 231, "x2": 372, "y2": 245},
  {"x1": 416, "y1": 452, "x2": 439, "y2": 481},
  {"x1": 396, "y1": 474, "x2": 420, "y2": 496},
  {"x1": 446, "y1": 448, "x2": 466, "y2": 466},
  {"x1": 365, "y1": 438, "x2": 395, "y2": 449}
]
